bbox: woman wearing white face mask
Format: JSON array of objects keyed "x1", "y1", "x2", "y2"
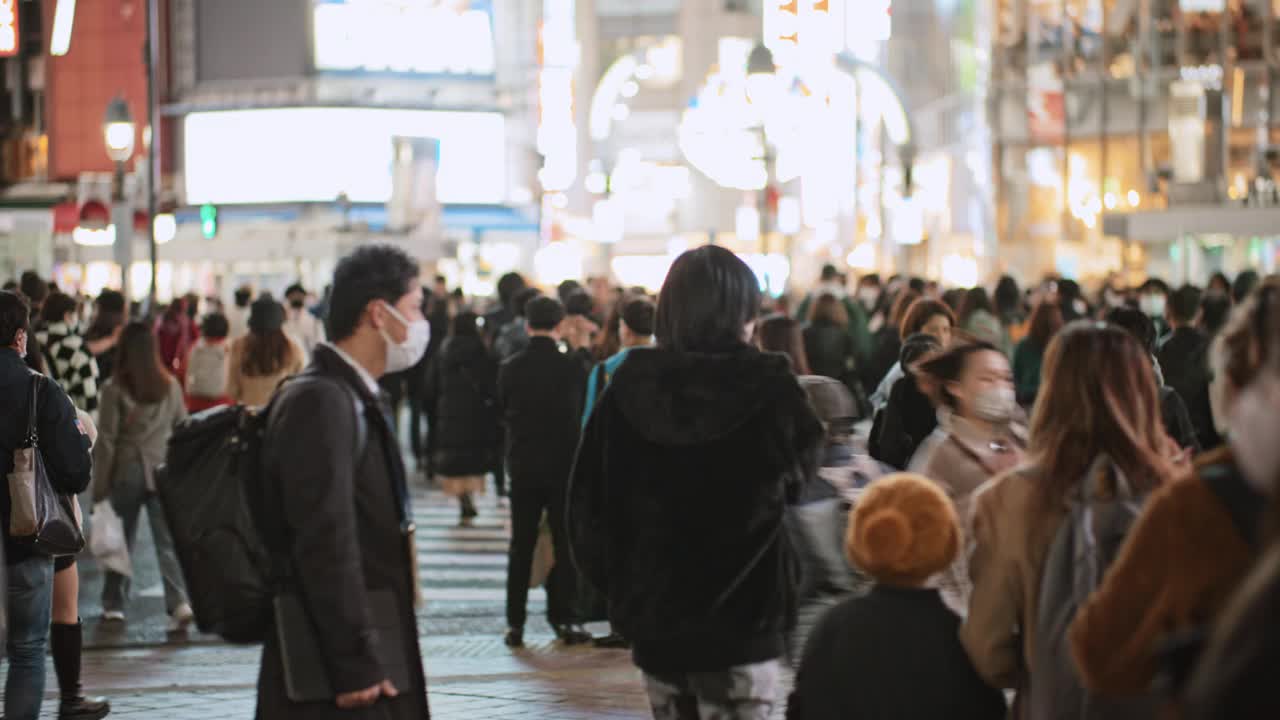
[{"x1": 908, "y1": 341, "x2": 1027, "y2": 612}]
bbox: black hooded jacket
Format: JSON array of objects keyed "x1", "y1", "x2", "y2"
[
  {"x1": 567, "y1": 347, "x2": 824, "y2": 674},
  {"x1": 424, "y1": 335, "x2": 500, "y2": 477}
]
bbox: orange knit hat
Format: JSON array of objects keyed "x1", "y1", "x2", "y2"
[{"x1": 847, "y1": 473, "x2": 960, "y2": 586}]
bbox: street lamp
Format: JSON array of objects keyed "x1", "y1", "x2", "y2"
[{"x1": 103, "y1": 97, "x2": 136, "y2": 302}]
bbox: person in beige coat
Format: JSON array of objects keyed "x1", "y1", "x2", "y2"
[
  {"x1": 959, "y1": 322, "x2": 1179, "y2": 714},
  {"x1": 908, "y1": 341, "x2": 1026, "y2": 612},
  {"x1": 227, "y1": 297, "x2": 304, "y2": 407}
]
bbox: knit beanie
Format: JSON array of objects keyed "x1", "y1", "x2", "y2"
[{"x1": 847, "y1": 473, "x2": 959, "y2": 587}]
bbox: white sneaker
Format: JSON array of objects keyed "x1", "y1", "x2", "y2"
[
  {"x1": 101, "y1": 610, "x2": 125, "y2": 623},
  {"x1": 167, "y1": 603, "x2": 194, "y2": 632}
]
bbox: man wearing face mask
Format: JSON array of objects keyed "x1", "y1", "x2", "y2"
[
  {"x1": 257, "y1": 246, "x2": 432, "y2": 719},
  {"x1": 283, "y1": 283, "x2": 326, "y2": 358}
]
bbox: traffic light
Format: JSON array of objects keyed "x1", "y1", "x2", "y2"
[{"x1": 200, "y1": 203, "x2": 217, "y2": 239}]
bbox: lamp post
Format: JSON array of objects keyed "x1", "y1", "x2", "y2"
[
  {"x1": 747, "y1": 44, "x2": 777, "y2": 263},
  {"x1": 104, "y1": 96, "x2": 136, "y2": 304}
]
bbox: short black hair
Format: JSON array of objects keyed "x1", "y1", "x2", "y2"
[
  {"x1": 510, "y1": 287, "x2": 541, "y2": 318},
  {"x1": 820, "y1": 264, "x2": 840, "y2": 282},
  {"x1": 97, "y1": 289, "x2": 126, "y2": 315},
  {"x1": 285, "y1": 283, "x2": 306, "y2": 298},
  {"x1": 1106, "y1": 307, "x2": 1157, "y2": 354},
  {"x1": 19, "y1": 271, "x2": 47, "y2": 307},
  {"x1": 450, "y1": 311, "x2": 480, "y2": 338},
  {"x1": 41, "y1": 292, "x2": 78, "y2": 325},
  {"x1": 496, "y1": 272, "x2": 527, "y2": 307},
  {"x1": 1139, "y1": 278, "x2": 1170, "y2": 295},
  {"x1": 994, "y1": 275, "x2": 1021, "y2": 314},
  {"x1": 620, "y1": 296, "x2": 656, "y2": 336},
  {"x1": 1168, "y1": 284, "x2": 1202, "y2": 324},
  {"x1": 1199, "y1": 290, "x2": 1232, "y2": 335},
  {"x1": 0, "y1": 290, "x2": 30, "y2": 346},
  {"x1": 908, "y1": 277, "x2": 926, "y2": 294},
  {"x1": 525, "y1": 296, "x2": 566, "y2": 331},
  {"x1": 564, "y1": 291, "x2": 594, "y2": 317},
  {"x1": 326, "y1": 244, "x2": 420, "y2": 342},
  {"x1": 655, "y1": 246, "x2": 761, "y2": 353},
  {"x1": 1233, "y1": 270, "x2": 1260, "y2": 304},
  {"x1": 557, "y1": 280, "x2": 584, "y2": 303},
  {"x1": 201, "y1": 313, "x2": 230, "y2": 339},
  {"x1": 234, "y1": 286, "x2": 252, "y2": 307}
]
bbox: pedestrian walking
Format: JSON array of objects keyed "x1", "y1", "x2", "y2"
[
  {"x1": 869, "y1": 298, "x2": 954, "y2": 410},
  {"x1": 1011, "y1": 300, "x2": 1063, "y2": 407},
  {"x1": 868, "y1": 333, "x2": 944, "y2": 470},
  {"x1": 1158, "y1": 284, "x2": 1218, "y2": 449},
  {"x1": 787, "y1": 473, "x2": 1007, "y2": 720},
  {"x1": 284, "y1": 283, "x2": 326, "y2": 356},
  {"x1": 1071, "y1": 278, "x2": 1279, "y2": 700},
  {"x1": 493, "y1": 287, "x2": 541, "y2": 362},
  {"x1": 860, "y1": 289, "x2": 919, "y2": 400},
  {"x1": 424, "y1": 311, "x2": 500, "y2": 526},
  {"x1": 83, "y1": 290, "x2": 126, "y2": 383},
  {"x1": 93, "y1": 322, "x2": 193, "y2": 629},
  {"x1": 257, "y1": 244, "x2": 431, "y2": 719},
  {"x1": 568, "y1": 246, "x2": 824, "y2": 720},
  {"x1": 757, "y1": 314, "x2": 813, "y2": 375},
  {"x1": 957, "y1": 288, "x2": 1007, "y2": 352},
  {"x1": 184, "y1": 313, "x2": 231, "y2": 413},
  {"x1": 497, "y1": 296, "x2": 592, "y2": 648},
  {"x1": 803, "y1": 294, "x2": 858, "y2": 389},
  {"x1": 1, "y1": 290, "x2": 95, "y2": 720},
  {"x1": 1105, "y1": 307, "x2": 1201, "y2": 455},
  {"x1": 962, "y1": 321, "x2": 1179, "y2": 716},
  {"x1": 583, "y1": 295, "x2": 655, "y2": 425},
  {"x1": 227, "y1": 297, "x2": 304, "y2": 407},
  {"x1": 36, "y1": 292, "x2": 101, "y2": 414},
  {"x1": 154, "y1": 299, "x2": 193, "y2": 382}
]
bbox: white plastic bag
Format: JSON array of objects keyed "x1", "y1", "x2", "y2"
[{"x1": 89, "y1": 500, "x2": 131, "y2": 577}]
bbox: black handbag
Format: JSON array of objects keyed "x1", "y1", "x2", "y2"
[{"x1": 6, "y1": 373, "x2": 86, "y2": 557}]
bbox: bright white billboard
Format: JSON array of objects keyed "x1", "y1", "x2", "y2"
[
  {"x1": 313, "y1": 0, "x2": 495, "y2": 75},
  {"x1": 183, "y1": 108, "x2": 506, "y2": 205}
]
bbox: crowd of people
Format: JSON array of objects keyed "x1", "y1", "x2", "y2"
[{"x1": 0, "y1": 249, "x2": 1277, "y2": 720}]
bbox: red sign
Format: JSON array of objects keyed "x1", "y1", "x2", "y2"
[{"x1": 0, "y1": 0, "x2": 18, "y2": 58}]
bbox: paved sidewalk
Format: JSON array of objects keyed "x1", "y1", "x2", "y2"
[{"x1": 32, "y1": 633, "x2": 798, "y2": 719}]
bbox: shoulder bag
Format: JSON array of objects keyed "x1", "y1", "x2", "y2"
[{"x1": 6, "y1": 372, "x2": 86, "y2": 556}]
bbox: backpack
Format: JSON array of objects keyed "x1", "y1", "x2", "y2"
[
  {"x1": 1030, "y1": 457, "x2": 1159, "y2": 720},
  {"x1": 186, "y1": 342, "x2": 228, "y2": 398},
  {"x1": 155, "y1": 375, "x2": 365, "y2": 643}
]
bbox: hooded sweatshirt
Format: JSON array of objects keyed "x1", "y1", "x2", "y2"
[{"x1": 567, "y1": 346, "x2": 824, "y2": 673}]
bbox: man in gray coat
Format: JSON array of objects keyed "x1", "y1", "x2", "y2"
[{"x1": 257, "y1": 244, "x2": 432, "y2": 719}]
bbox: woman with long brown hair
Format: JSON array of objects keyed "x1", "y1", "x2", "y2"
[
  {"x1": 227, "y1": 296, "x2": 304, "y2": 407},
  {"x1": 961, "y1": 321, "x2": 1178, "y2": 711},
  {"x1": 1012, "y1": 300, "x2": 1064, "y2": 407},
  {"x1": 803, "y1": 294, "x2": 857, "y2": 388},
  {"x1": 94, "y1": 321, "x2": 192, "y2": 627},
  {"x1": 757, "y1": 313, "x2": 812, "y2": 375}
]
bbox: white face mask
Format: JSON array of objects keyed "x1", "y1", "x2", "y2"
[
  {"x1": 380, "y1": 302, "x2": 430, "y2": 374},
  {"x1": 1140, "y1": 294, "x2": 1166, "y2": 318},
  {"x1": 858, "y1": 287, "x2": 879, "y2": 310},
  {"x1": 1228, "y1": 374, "x2": 1280, "y2": 495},
  {"x1": 971, "y1": 385, "x2": 1016, "y2": 423}
]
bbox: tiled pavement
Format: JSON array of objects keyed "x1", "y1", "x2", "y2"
[{"x1": 20, "y1": 481, "x2": 805, "y2": 718}]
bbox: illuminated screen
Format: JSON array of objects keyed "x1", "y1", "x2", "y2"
[
  {"x1": 183, "y1": 108, "x2": 506, "y2": 205},
  {"x1": 313, "y1": 0, "x2": 495, "y2": 75}
]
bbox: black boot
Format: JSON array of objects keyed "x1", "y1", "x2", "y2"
[
  {"x1": 51, "y1": 622, "x2": 111, "y2": 720},
  {"x1": 459, "y1": 493, "x2": 478, "y2": 526}
]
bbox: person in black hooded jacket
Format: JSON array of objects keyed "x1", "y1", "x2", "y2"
[
  {"x1": 424, "y1": 311, "x2": 500, "y2": 525},
  {"x1": 568, "y1": 246, "x2": 824, "y2": 720}
]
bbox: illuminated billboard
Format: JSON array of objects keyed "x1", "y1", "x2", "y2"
[
  {"x1": 312, "y1": 0, "x2": 495, "y2": 76},
  {"x1": 183, "y1": 108, "x2": 506, "y2": 205}
]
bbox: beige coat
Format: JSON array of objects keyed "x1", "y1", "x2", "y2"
[
  {"x1": 909, "y1": 412, "x2": 1027, "y2": 613},
  {"x1": 226, "y1": 336, "x2": 305, "y2": 407},
  {"x1": 960, "y1": 468, "x2": 1067, "y2": 691},
  {"x1": 93, "y1": 376, "x2": 188, "y2": 501}
]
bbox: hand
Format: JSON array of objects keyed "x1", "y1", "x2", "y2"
[{"x1": 335, "y1": 679, "x2": 398, "y2": 709}]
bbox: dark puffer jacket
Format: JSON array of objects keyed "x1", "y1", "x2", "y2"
[
  {"x1": 424, "y1": 335, "x2": 500, "y2": 477},
  {"x1": 568, "y1": 347, "x2": 824, "y2": 674},
  {"x1": 804, "y1": 320, "x2": 858, "y2": 387}
]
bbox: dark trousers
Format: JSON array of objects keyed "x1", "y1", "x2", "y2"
[{"x1": 505, "y1": 481, "x2": 576, "y2": 629}]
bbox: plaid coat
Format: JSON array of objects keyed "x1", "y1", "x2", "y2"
[{"x1": 37, "y1": 321, "x2": 100, "y2": 413}]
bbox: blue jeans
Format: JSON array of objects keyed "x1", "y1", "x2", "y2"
[{"x1": 4, "y1": 555, "x2": 55, "y2": 720}]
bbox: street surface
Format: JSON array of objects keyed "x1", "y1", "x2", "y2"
[{"x1": 54, "y1": 481, "x2": 662, "y2": 718}]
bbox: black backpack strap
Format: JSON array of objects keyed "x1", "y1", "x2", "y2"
[{"x1": 1199, "y1": 463, "x2": 1263, "y2": 549}]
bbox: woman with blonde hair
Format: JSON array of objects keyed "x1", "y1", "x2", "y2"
[{"x1": 962, "y1": 321, "x2": 1179, "y2": 714}]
